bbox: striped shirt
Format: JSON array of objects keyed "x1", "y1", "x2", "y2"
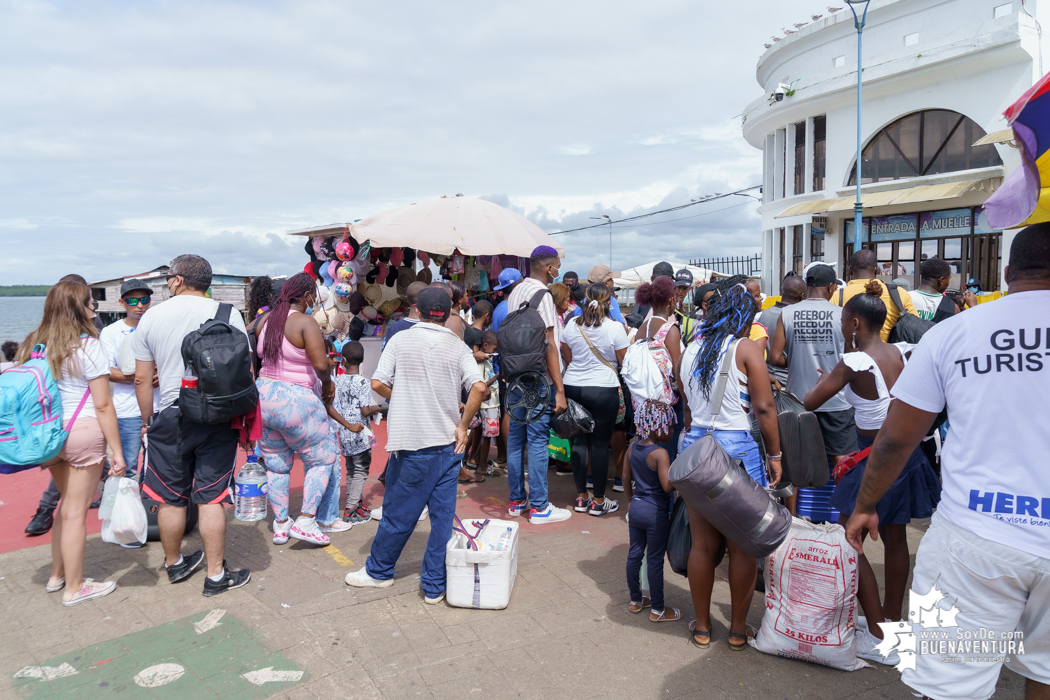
[{"x1": 373, "y1": 321, "x2": 483, "y2": 452}]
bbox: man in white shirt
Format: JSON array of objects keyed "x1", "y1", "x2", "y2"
[
  {"x1": 502, "y1": 246, "x2": 571, "y2": 524},
  {"x1": 133, "y1": 255, "x2": 251, "y2": 596},
  {"x1": 99, "y1": 279, "x2": 160, "y2": 483},
  {"x1": 345, "y1": 288, "x2": 487, "y2": 602},
  {"x1": 846, "y1": 226, "x2": 1050, "y2": 700}
]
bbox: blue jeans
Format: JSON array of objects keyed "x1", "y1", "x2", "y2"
[
  {"x1": 117, "y1": 417, "x2": 143, "y2": 480},
  {"x1": 316, "y1": 460, "x2": 343, "y2": 525},
  {"x1": 506, "y1": 406, "x2": 552, "y2": 511},
  {"x1": 365, "y1": 443, "x2": 459, "y2": 597},
  {"x1": 680, "y1": 428, "x2": 766, "y2": 487}
]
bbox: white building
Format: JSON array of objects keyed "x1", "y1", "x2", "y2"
[{"x1": 742, "y1": 0, "x2": 1049, "y2": 295}]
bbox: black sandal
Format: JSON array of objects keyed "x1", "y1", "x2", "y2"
[
  {"x1": 688, "y1": 621, "x2": 711, "y2": 649},
  {"x1": 728, "y1": 630, "x2": 749, "y2": 651}
]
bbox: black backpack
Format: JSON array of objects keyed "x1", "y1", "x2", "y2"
[
  {"x1": 180, "y1": 303, "x2": 259, "y2": 424},
  {"x1": 496, "y1": 289, "x2": 551, "y2": 381},
  {"x1": 884, "y1": 284, "x2": 936, "y2": 344}
]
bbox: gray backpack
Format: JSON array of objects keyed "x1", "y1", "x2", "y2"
[{"x1": 668, "y1": 339, "x2": 791, "y2": 559}]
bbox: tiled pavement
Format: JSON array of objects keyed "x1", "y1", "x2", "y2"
[{"x1": 0, "y1": 473, "x2": 1028, "y2": 699}]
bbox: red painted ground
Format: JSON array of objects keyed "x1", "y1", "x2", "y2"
[{"x1": 0, "y1": 419, "x2": 581, "y2": 555}]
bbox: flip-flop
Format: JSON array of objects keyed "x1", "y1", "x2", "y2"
[
  {"x1": 458, "y1": 474, "x2": 486, "y2": 484},
  {"x1": 628, "y1": 596, "x2": 651, "y2": 614},
  {"x1": 650, "y1": 607, "x2": 682, "y2": 623},
  {"x1": 689, "y1": 621, "x2": 711, "y2": 649},
  {"x1": 728, "y1": 630, "x2": 749, "y2": 651}
]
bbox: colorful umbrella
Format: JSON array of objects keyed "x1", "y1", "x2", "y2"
[{"x1": 985, "y1": 71, "x2": 1050, "y2": 228}]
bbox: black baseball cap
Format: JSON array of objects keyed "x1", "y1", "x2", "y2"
[
  {"x1": 653, "y1": 261, "x2": 674, "y2": 278},
  {"x1": 693, "y1": 282, "x2": 718, "y2": 307},
  {"x1": 674, "y1": 269, "x2": 693, "y2": 288},
  {"x1": 805, "y1": 263, "x2": 838, "y2": 287},
  {"x1": 120, "y1": 279, "x2": 151, "y2": 297},
  {"x1": 417, "y1": 287, "x2": 451, "y2": 322}
]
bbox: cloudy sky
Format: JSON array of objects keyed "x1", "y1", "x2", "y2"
[{"x1": 0, "y1": 0, "x2": 823, "y2": 284}]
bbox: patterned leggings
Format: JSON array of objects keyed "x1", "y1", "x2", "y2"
[{"x1": 257, "y1": 377, "x2": 338, "y2": 520}]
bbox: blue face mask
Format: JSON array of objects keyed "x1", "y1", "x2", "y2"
[
  {"x1": 966, "y1": 286, "x2": 979, "y2": 293},
  {"x1": 305, "y1": 304, "x2": 316, "y2": 316}
]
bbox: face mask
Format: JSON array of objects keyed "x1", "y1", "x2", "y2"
[
  {"x1": 305, "y1": 303, "x2": 316, "y2": 316},
  {"x1": 966, "y1": 286, "x2": 979, "y2": 293}
]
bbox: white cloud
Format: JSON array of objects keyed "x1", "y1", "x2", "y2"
[{"x1": 0, "y1": 0, "x2": 820, "y2": 284}]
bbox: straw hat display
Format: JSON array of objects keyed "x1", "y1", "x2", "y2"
[
  {"x1": 359, "y1": 282, "x2": 383, "y2": 307},
  {"x1": 378, "y1": 298, "x2": 402, "y2": 318},
  {"x1": 396, "y1": 267, "x2": 416, "y2": 295},
  {"x1": 416, "y1": 267, "x2": 433, "y2": 284}
]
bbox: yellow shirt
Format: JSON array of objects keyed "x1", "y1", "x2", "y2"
[{"x1": 835, "y1": 278, "x2": 919, "y2": 342}]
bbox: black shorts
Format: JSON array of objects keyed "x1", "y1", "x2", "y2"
[
  {"x1": 143, "y1": 406, "x2": 239, "y2": 507},
  {"x1": 815, "y1": 408, "x2": 858, "y2": 458}
]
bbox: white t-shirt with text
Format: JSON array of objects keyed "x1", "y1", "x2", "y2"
[
  {"x1": 909, "y1": 289, "x2": 943, "y2": 322},
  {"x1": 891, "y1": 290, "x2": 1050, "y2": 559},
  {"x1": 562, "y1": 317, "x2": 628, "y2": 388},
  {"x1": 99, "y1": 319, "x2": 160, "y2": 419}
]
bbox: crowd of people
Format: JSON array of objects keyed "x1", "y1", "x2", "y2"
[{"x1": 5, "y1": 226, "x2": 1048, "y2": 700}]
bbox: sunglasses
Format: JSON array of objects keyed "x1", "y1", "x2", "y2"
[{"x1": 123, "y1": 296, "x2": 151, "y2": 306}]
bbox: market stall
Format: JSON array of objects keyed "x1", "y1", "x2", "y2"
[{"x1": 288, "y1": 194, "x2": 565, "y2": 394}]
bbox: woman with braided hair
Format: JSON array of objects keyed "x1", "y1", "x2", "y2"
[
  {"x1": 633, "y1": 277, "x2": 683, "y2": 455},
  {"x1": 257, "y1": 272, "x2": 348, "y2": 547},
  {"x1": 678, "y1": 283, "x2": 782, "y2": 651}
]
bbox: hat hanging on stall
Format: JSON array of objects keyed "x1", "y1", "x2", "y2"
[
  {"x1": 328, "y1": 260, "x2": 340, "y2": 281},
  {"x1": 396, "y1": 266, "x2": 416, "y2": 295},
  {"x1": 318, "y1": 264, "x2": 334, "y2": 288},
  {"x1": 376, "y1": 263, "x2": 390, "y2": 286},
  {"x1": 385, "y1": 265, "x2": 397, "y2": 287},
  {"x1": 378, "y1": 247, "x2": 391, "y2": 263},
  {"x1": 378, "y1": 298, "x2": 401, "y2": 317},
  {"x1": 369, "y1": 246, "x2": 381, "y2": 261},
  {"x1": 334, "y1": 283, "x2": 353, "y2": 312},
  {"x1": 316, "y1": 283, "x2": 335, "y2": 310},
  {"x1": 416, "y1": 267, "x2": 433, "y2": 285},
  {"x1": 389, "y1": 247, "x2": 404, "y2": 267},
  {"x1": 320, "y1": 237, "x2": 338, "y2": 260},
  {"x1": 311, "y1": 259, "x2": 325, "y2": 280},
  {"x1": 417, "y1": 251, "x2": 430, "y2": 266},
  {"x1": 304, "y1": 262, "x2": 317, "y2": 281},
  {"x1": 305, "y1": 239, "x2": 318, "y2": 260},
  {"x1": 348, "y1": 315, "x2": 365, "y2": 341},
  {"x1": 346, "y1": 291, "x2": 366, "y2": 315},
  {"x1": 403, "y1": 248, "x2": 416, "y2": 266},
  {"x1": 365, "y1": 263, "x2": 379, "y2": 283},
  {"x1": 312, "y1": 238, "x2": 328, "y2": 261},
  {"x1": 362, "y1": 305, "x2": 378, "y2": 321},
  {"x1": 360, "y1": 282, "x2": 383, "y2": 306}
]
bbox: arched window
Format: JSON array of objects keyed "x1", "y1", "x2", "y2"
[{"x1": 848, "y1": 110, "x2": 1003, "y2": 185}]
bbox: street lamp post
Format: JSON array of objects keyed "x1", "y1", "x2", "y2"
[
  {"x1": 846, "y1": 0, "x2": 871, "y2": 251},
  {"x1": 589, "y1": 214, "x2": 613, "y2": 268}
]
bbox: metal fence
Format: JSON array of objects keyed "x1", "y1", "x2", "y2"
[{"x1": 689, "y1": 254, "x2": 762, "y2": 278}]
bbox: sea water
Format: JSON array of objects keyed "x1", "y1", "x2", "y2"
[{"x1": 0, "y1": 297, "x2": 46, "y2": 344}]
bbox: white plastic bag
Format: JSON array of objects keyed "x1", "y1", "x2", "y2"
[
  {"x1": 97, "y1": 476, "x2": 122, "y2": 522},
  {"x1": 446, "y1": 518, "x2": 519, "y2": 610},
  {"x1": 101, "y1": 477, "x2": 148, "y2": 545},
  {"x1": 750, "y1": 518, "x2": 868, "y2": 671}
]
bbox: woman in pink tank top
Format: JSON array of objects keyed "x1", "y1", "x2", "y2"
[{"x1": 256, "y1": 273, "x2": 347, "y2": 546}]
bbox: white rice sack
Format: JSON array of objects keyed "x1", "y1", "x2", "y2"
[{"x1": 749, "y1": 518, "x2": 868, "y2": 671}]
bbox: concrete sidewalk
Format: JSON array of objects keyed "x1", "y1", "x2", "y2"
[{"x1": 0, "y1": 472, "x2": 1027, "y2": 699}]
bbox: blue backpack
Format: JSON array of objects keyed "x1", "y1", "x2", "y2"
[{"x1": 0, "y1": 344, "x2": 90, "y2": 474}]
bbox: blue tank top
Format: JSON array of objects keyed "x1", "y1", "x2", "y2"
[{"x1": 630, "y1": 442, "x2": 671, "y2": 510}]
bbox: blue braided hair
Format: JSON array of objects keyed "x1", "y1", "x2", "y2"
[{"x1": 691, "y1": 283, "x2": 756, "y2": 400}]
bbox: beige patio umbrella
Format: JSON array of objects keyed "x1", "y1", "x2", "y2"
[{"x1": 340, "y1": 195, "x2": 564, "y2": 257}]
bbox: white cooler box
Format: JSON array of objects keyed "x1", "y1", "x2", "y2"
[{"x1": 446, "y1": 517, "x2": 519, "y2": 610}]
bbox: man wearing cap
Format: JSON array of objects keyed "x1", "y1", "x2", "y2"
[
  {"x1": 99, "y1": 280, "x2": 161, "y2": 490},
  {"x1": 345, "y1": 288, "x2": 487, "y2": 603},
  {"x1": 383, "y1": 281, "x2": 428, "y2": 350},
  {"x1": 490, "y1": 268, "x2": 522, "y2": 333},
  {"x1": 769, "y1": 263, "x2": 858, "y2": 467},
  {"x1": 672, "y1": 269, "x2": 699, "y2": 345},
  {"x1": 835, "y1": 249, "x2": 918, "y2": 341},
  {"x1": 633, "y1": 261, "x2": 675, "y2": 320},
  {"x1": 570, "y1": 265, "x2": 627, "y2": 324}
]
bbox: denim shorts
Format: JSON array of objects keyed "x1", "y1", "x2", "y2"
[{"x1": 679, "y1": 427, "x2": 766, "y2": 487}]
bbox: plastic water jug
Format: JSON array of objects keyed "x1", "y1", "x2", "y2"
[{"x1": 234, "y1": 455, "x2": 267, "y2": 521}]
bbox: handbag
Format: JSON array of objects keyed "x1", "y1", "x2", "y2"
[
  {"x1": 832, "y1": 446, "x2": 872, "y2": 484},
  {"x1": 578, "y1": 324, "x2": 626, "y2": 423}
]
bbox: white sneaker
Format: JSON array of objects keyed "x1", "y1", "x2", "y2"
[
  {"x1": 419, "y1": 505, "x2": 429, "y2": 521},
  {"x1": 272, "y1": 518, "x2": 292, "y2": 545},
  {"x1": 320, "y1": 519, "x2": 354, "y2": 533},
  {"x1": 424, "y1": 592, "x2": 445, "y2": 605},
  {"x1": 289, "y1": 517, "x2": 331, "y2": 546},
  {"x1": 588, "y1": 498, "x2": 619, "y2": 517},
  {"x1": 371, "y1": 506, "x2": 383, "y2": 521},
  {"x1": 345, "y1": 567, "x2": 393, "y2": 588},
  {"x1": 529, "y1": 503, "x2": 572, "y2": 524},
  {"x1": 855, "y1": 627, "x2": 900, "y2": 666},
  {"x1": 62, "y1": 580, "x2": 116, "y2": 607}
]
